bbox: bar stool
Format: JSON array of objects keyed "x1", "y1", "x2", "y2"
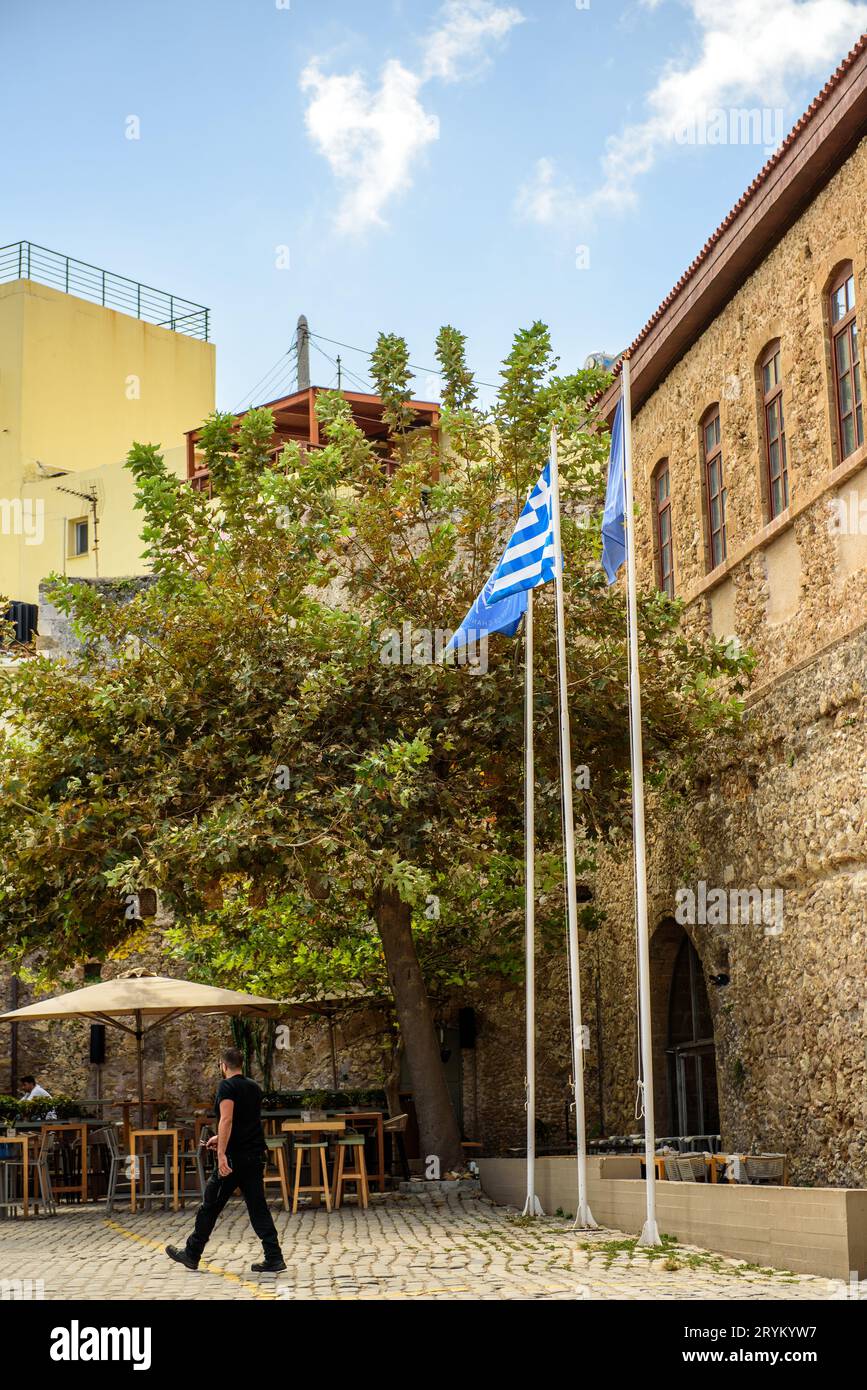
[
  {"x1": 264, "y1": 1136, "x2": 290, "y2": 1211},
  {"x1": 333, "y1": 1133, "x2": 369, "y2": 1209},
  {"x1": 291, "y1": 1140, "x2": 332, "y2": 1213}
]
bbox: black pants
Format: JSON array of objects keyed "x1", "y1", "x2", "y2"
[{"x1": 185, "y1": 1154, "x2": 282, "y2": 1264}]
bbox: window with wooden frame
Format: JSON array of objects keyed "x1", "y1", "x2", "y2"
[
  {"x1": 701, "y1": 406, "x2": 726, "y2": 569},
  {"x1": 653, "y1": 460, "x2": 674, "y2": 597},
  {"x1": 760, "y1": 341, "x2": 788, "y2": 518},
  {"x1": 829, "y1": 263, "x2": 863, "y2": 461}
]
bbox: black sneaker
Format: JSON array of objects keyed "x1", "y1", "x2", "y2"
[
  {"x1": 251, "y1": 1257, "x2": 287, "y2": 1274},
  {"x1": 165, "y1": 1244, "x2": 199, "y2": 1271}
]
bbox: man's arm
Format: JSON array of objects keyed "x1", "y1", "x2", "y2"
[{"x1": 217, "y1": 1098, "x2": 234, "y2": 1177}]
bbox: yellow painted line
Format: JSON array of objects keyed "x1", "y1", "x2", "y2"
[{"x1": 103, "y1": 1219, "x2": 276, "y2": 1300}]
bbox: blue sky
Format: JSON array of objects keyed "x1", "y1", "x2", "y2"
[{"x1": 3, "y1": 0, "x2": 866, "y2": 412}]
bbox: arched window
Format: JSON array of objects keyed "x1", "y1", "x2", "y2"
[
  {"x1": 701, "y1": 406, "x2": 726, "y2": 568},
  {"x1": 653, "y1": 460, "x2": 674, "y2": 597},
  {"x1": 760, "y1": 341, "x2": 788, "y2": 518},
  {"x1": 829, "y1": 263, "x2": 863, "y2": 460}
]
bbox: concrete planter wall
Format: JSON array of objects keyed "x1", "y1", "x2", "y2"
[{"x1": 480, "y1": 1156, "x2": 867, "y2": 1281}]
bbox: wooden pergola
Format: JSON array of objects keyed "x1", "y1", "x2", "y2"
[{"x1": 186, "y1": 386, "x2": 440, "y2": 491}]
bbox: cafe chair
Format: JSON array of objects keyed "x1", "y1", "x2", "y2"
[
  {"x1": 291, "y1": 1140, "x2": 332, "y2": 1213},
  {"x1": 176, "y1": 1129, "x2": 207, "y2": 1208},
  {"x1": 27, "y1": 1131, "x2": 58, "y2": 1215},
  {"x1": 333, "y1": 1133, "x2": 369, "y2": 1209},
  {"x1": 93, "y1": 1125, "x2": 152, "y2": 1212},
  {"x1": 264, "y1": 1135, "x2": 290, "y2": 1211},
  {"x1": 383, "y1": 1112, "x2": 410, "y2": 1182},
  {"x1": 674, "y1": 1154, "x2": 708, "y2": 1182},
  {"x1": 2, "y1": 1132, "x2": 59, "y2": 1216},
  {"x1": 742, "y1": 1155, "x2": 785, "y2": 1185}
]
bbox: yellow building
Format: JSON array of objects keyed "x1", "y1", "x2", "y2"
[{"x1": 0, "y1": 242, "x2": 215, "y2": 624}]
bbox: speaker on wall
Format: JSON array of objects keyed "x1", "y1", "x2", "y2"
[
  {"x1": 458, "y1": 1007, "x2": 476, "y2": 1049},
  {"x1": 89, "y1": 1023, "x2": 106, "y2": 1065}
]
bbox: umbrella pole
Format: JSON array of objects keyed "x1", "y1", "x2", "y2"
[{"x1": 135, "y1": 1010, "x2": 145, "y2": 1129}]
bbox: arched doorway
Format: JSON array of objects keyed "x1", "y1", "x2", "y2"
[{"x1": 650, "y1": 920, "x2": 720, "y2": 1138}]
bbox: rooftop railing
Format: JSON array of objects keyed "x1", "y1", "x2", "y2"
[{"x1": 0, "y1": 240, "x2": 210, "y2": 340}]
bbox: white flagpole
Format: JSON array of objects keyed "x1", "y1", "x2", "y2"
[
  {"x1": 550, "y1": 426, "x2": 597, "y2": 1230},
  {"x1": 522, "y1": 588, "x2": 543, "y2": 1217},
  {"x1": 621, "y1": 356, "x2": 661, "y2": 1246}
]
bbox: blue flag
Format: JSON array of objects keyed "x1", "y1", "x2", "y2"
[
  {"x1": 445, "y1": 571, "x2": 527, "y2": 653},
  {"x1": 601, "y1": 399, "x2": 626, "y2": 584}
]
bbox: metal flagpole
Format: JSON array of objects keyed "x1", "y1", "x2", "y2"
[
  {"x1": 549, "y1": 426, "x2": 596, "y2": 1230},
  {"x1": 522, "y1": 589, "x2": 544, "y2": 1217},
  {"x1": 621, "y1": 356, "x2": 661, "y2": 1246}
]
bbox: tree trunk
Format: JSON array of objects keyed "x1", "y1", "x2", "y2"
[{"x1": 374, "y1": 886, "x2": 463, "y2": 1172}]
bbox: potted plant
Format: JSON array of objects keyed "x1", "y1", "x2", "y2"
[{"x1": 299, "y1": 1090, "x2": 328, "y2": 1121}]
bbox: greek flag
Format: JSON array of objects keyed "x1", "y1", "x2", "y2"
[
  {"x1": 601, "y1": 400, "x2": 626, "y2": 584},
  {"x1": 445, "y1": 574, "x2": 527, "y2": 653},
  {"x1": 487, "y1": 463, "x2": 557, "y2": 601}
]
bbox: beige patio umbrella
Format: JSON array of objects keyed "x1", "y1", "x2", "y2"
[{"x1": 0, "y1": 968, "x2": 292, "y2": 1125}]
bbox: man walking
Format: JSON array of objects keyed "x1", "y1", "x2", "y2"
[{"x1": 166, "y1": 1046, "x2": 285, "y2": 1274}]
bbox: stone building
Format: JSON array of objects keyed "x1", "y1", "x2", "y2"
[{"x1": 465, "y1": 37, "x2": 867, "y2": 1185}]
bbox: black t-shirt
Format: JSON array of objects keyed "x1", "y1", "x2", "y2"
[{"x1": 214, "y1": 1074, "x2": 266, "y2": 1159}]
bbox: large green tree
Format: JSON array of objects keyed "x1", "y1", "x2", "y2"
[{"x1": 0, "y1": 324, "x2": 750, "y2": 1167}]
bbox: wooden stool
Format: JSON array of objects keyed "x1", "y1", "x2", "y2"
[
  {"x1": 291, "y1": 1141, "x2": 332, "y2": 1213},
  {"x1": 264, "y1": 1136, "x2": 290, "y2": 1211},
  {"x1": 333, "y1": 1134, "x2": 369, "y2": 1209}
]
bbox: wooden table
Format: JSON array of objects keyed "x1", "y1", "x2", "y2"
[
  {"x1": 0, "y1": 1134, "x2": 30, "y2": 1217},
  {"x1": 281, "y1": 1119, "x2": 346, "y2": 1207},
  {"x1": 129, "y1": 1128, "x2": 180, "y2": 1212},
  {"x1": 41, "y1": 1122, "x2": 91, "y2": 1204}
]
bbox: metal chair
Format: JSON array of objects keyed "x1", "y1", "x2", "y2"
[
  {"x1": 0, "y1": 1132, "x2": 57, "y2": 1216},
  {"x1": 742, "y1": 1155, "x2": 785, "y2": 1185},
  {"x1": 176, "y1": 1128, "x2": 207, "y2": 1208},
  {"x1": 674, "y1": 1154, "x2": 708, "y2": 1182},
  {"x1": 93, "y1": 1125, "x2": 152, "y2": 1211}
]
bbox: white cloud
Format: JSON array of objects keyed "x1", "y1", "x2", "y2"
[
  {"x1": 422, "y1": 0, "x2": 525, "y2": 82},
  {"x1": 519, "y1": 0, "x2": 867, "y2": 230},
  {"x1": 301, "y1": 59, "x2": 439, "y2": 236},
  {"x1": 301, "y1": 1, "x2": 524, "y2": 235}
]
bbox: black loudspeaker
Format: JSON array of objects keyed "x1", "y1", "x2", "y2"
[
  {"x1": 89, "y1": 1023, "x2": 106, "y2": 1065},
  {"x1": 458, "y1": 1007, "x2": 476, "y2": 1049}
]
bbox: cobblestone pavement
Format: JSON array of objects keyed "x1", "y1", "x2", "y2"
[{"x1": 0, "y1": 1193, "x2": 851, "y2": 1301}]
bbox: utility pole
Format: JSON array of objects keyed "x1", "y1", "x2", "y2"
[
  {"x1": 296, "y1": 314, "x2": 310, "y2": 391},
  {"x1": 336, "y1": 354, "x2": 342, "y2": 389}
]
